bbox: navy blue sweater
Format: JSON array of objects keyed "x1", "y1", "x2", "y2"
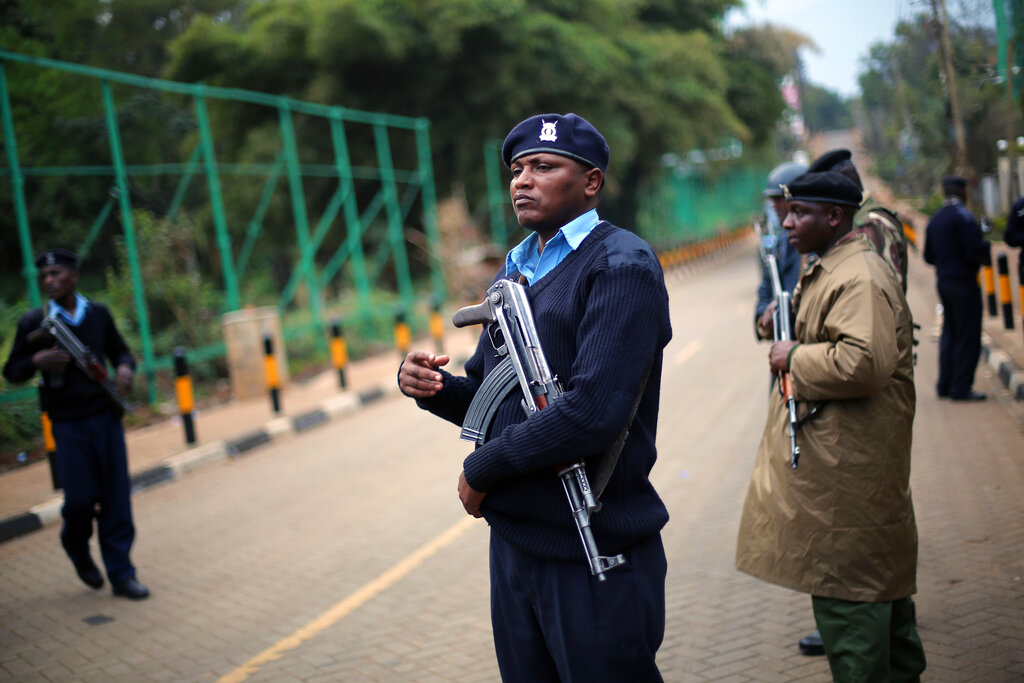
[
  {"x1": 417, "y1": 222, "x2": 671, "y2": 562},
  {"x1": 3, "y1": 303, "x2": 135, "y2": 421},
  {"x1": 924, "y1": 200, "x2": 991, "y2": 282}
]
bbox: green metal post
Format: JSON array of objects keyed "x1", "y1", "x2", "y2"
[
  {"x1": 166, "y1": 144, "x2": 202, "y2": 222},
  {"x1": 415, "y1": 118, "x2": 445, "y2": 304},
  {"x1": 1, "y1": 60, "x2": 40, "y2": 307},
  {"x1": 329, "y1": 113, "x2": 372, "y2": 318},
  {"x1": 277, "y1": 98, "x2": 326, "y2": 344},
  {"x1": 483, "y1": 137, "x2": 508, "y2": 249},
  {"x1": 237, "y1": 153, "x2": 284, "y2": 278},
  {"x1": 79, "y1": 195, "x2": 115, "y2": 260},
  {"x1": 101, "y1": 80, "x2": 156, "y2": 404},
  {"x1": 194, "y1": 90, "x2": 241, "y2": 312},
  {"x1": 373, "y1": 123, "x2": 414, "y2": 314},
  {"x1": 279, "y1": 183, "x2": 347, "y2": 306}
]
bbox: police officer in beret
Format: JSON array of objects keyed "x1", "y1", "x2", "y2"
[
  {"x1": 736, "y1": 172, "x2": 926, "y2": 681},
  {"x1": 808, "y1": 148, "x2": 909, "y2": 292},
  {"x1": 3, "y1": 249, "x2": 150, "y2": 599},
  {"x1": 399, "y1": 113, "x2": 671, "y2": 681},
  {"x1": 923, "y1": 176, "x2": 990, "y2": 401}
]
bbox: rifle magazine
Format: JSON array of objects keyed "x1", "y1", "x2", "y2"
[{"x1": 459, "y1": 357, "x2": 518, "y2": 445}]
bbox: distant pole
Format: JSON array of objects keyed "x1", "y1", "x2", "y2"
[{"x1": 930, "y1": 0, "x2": 968, "y2": 173}]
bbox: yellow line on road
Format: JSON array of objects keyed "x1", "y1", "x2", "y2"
[
  {"x1": 218, "y1": 515, "x2": 479, "y2": 683},
  {"x1": 674, "y1": 338, "x2": 703, "y2": 366}
]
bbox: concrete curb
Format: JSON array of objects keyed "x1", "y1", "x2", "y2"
[
  {"x1": 981, "y1": 333, "x2": 1024, "y2": 401},
  {"x1": 0, "y1": 381, "x2": 401, "y2": 546}
]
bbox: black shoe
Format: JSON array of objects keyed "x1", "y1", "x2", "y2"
[
  {"x1": 798, "y1": 629, "x2": 826, "y2": 656},
  {"x1": 73, "y1": 558, "x2": 104, "y2": 590},
  {"x1": 111, "y1": 578, "x2": 150, "y2": 600},
  {"x1": 951, "y1": 391, "x2": 987, "y2": 402}
]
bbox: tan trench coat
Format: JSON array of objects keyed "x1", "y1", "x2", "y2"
[{"x1": 736, "y1": 235, "x2": 918, "y2": 602}]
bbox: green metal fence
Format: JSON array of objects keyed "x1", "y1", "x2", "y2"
[
  {"x1": 635, "y1": 164, "x2": 768, "y2": 250},
  {"x1": 1, "y1": 49, "x2": 443, "y2": 404}
]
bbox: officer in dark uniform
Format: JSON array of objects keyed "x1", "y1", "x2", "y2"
[
  {"x1": 3, "y1": 249, "x2": 150, "y2": 599},
  {"x1": 924, "y1": 176, "x2": 990, "y2": 401},
  {"x1": 1005, "y1": 196, "x2": 1024, "y2": 289},
  {"x1": 755, "y1": 161, "x2": 805, "y2": 336}
]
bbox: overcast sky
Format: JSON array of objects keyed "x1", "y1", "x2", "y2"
[{"x1": 724, "y1": 0, "x2": 962, "y2": 99}]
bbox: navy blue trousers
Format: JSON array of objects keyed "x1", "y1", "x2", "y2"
[
  {"x1": 489, "y1": 530, "x2": 666, "y2": 682},
  {"x1": 936, "y1": 279, "x2": 982, "y2": 398},
  {"x1": 52, "y1": 410, "x2": 136, "y2": 583}
]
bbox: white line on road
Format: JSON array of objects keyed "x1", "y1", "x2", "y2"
[{"x1": 217, "y1": 515, "x2": 479, "y2": 683}]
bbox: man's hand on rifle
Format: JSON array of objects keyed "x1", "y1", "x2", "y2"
[
  {"x1": 32, "y1": 348, "x2": 70, "y2": 373},
  {"x1": 769, "y1": 341, "x2": 799, "y2": 375},
  {"x1": 458, "y1": 470, "x2": 486, "y2": 518},
  {"x1": 115, "y1": 364, "x2": 134, "y2": 396},
  {"x1": 398, "y1": 351, "x2": 450, "y2": 398},
  {"x1": 757, "y1": 300, "x2": 777, "y2": 340}
]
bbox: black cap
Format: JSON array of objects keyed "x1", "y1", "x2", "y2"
[
  {"x1": 34, "y1": 248, "x2": 80, "y2": 269},
  {"x1": 501, "y1": 113, "x2": 609, "y2": 173},
  {"x1": 808, "y1": 149, "x2": 855, "y2": 174},
  {"x1": 782, "y1": 172, "x2": 863, "y2": 207},
  {"x1": 941, "y1": 175, "x2": 967, "y2": 191}
]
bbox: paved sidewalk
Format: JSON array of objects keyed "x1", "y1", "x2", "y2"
[{"x1": 0, "y1": 325, "x2": 481, "y2": 542}]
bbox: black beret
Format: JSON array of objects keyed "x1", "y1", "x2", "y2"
[
  {"x1": 807, "y1": 149, "x2": 855, "y2": 174},
  {"x1": 34, "y1": 248, "x2": 80, "y2": 268},
  {"x1": 783, "y1": 172, "x2": 863, "y2": 207},
  {"x1": 501, "y1": 113, "x2": 609, "y2": 173},
  {"x1": 941, "y1": 175, "x2": 967, "y2": 190}
]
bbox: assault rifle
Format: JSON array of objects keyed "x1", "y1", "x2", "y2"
[
  {"x1": 452, "y1": 279, "x2": 627, "y2": 581},
  {"x1": 755, "y1": 218, "x2": 801, "y2": 469},
  {"x1": 29, "y1": 315, "x2": 128, "y2": 419}
]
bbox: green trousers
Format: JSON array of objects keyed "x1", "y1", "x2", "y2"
[{"x1": 812, "y1": 595, "x2": 926, "y2": 683}]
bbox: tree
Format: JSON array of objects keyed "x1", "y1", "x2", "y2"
[{"x1": 859, "y1": 9, "x2": 1021, "y2": 198}]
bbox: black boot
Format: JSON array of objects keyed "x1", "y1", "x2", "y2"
[{"x1": 798, "y1": 629, "x2": 825, "y2": 656}]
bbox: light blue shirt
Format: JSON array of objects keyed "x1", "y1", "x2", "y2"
[
  {"x1": 505, "y1": 209, "x2": 600, "y2": 285},
  {"x1": 48, "y1": 292, "x2": 89, "y2": 327}
]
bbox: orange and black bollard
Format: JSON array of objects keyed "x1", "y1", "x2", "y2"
[
  {"x1": 394, "y1": 309, "x2": 411, "y2": 356},
  {"x1": 982, "y1": 261, "x2": 998, "y2": 317},
  {"x1": 330, "y1": 319, "x2": 348, "y2": 390},
  {"x1": 263, "y1": 334, "x2": 282, "y2": 414},
  {"x1": 174, "y1": 347, "x2": 197, "y2": 444},
  {"x1": 37, "y1": 384, "x2": 60, "y2": 490},
  {"x1": 430, "y1": 300, "x2": 444, "y2": 354},
  {"x1": 997, "y1": 253, "x2": 1015, "y2": 330}
]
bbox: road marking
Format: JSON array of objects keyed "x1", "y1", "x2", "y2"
[
  {"x1": 674, "y1": 338, "x2": 703, "y2": 366},
  {"x1": 218, "y1": 515, "x2": 478, "y2": 682}
]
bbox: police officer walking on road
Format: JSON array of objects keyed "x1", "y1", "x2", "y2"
[
  {"x1": 924, "y1": 176, "x2": 991, "y2": 401},
  {"x1": 3, "y1": 249, "x2": 150, "y2": 600},
  {"x1": 398, "y1": 113, "x2": 671, "y2": 682}
]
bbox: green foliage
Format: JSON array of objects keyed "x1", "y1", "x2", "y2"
[
  {"x1": 159, "y1": 0, "x2": 761, "y2": 224},
  {"x1": 103, "y1": 210, "x2": 222, "y2": 355},
  {"x1": 801, "y1": 83, "x2": 853, "y2": 132},
  {"x1": 859, "y1": 11, "x2": 1022, "y2": 198}
]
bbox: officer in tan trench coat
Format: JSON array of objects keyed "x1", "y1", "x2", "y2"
[{"x1": 735, "y1": 171, "x2": 926, "y2": 682}]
